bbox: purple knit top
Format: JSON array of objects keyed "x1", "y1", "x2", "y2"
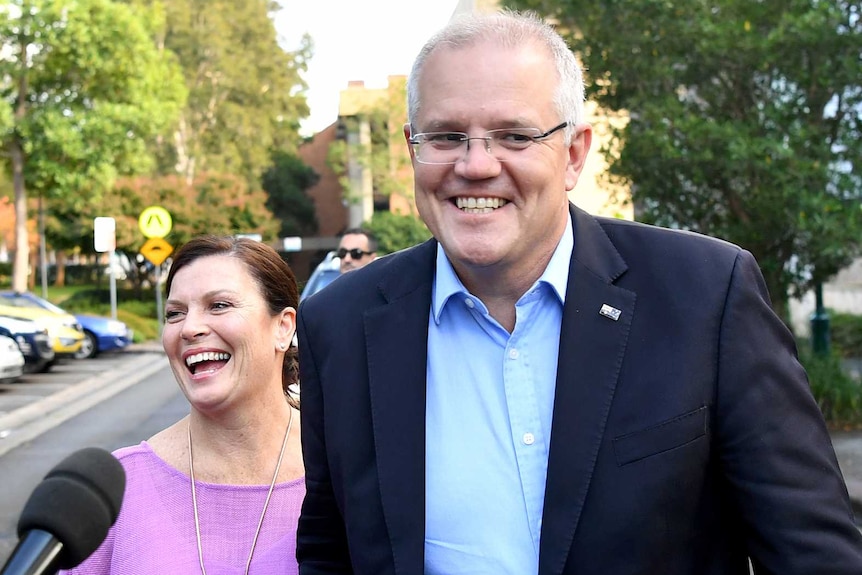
[{"x1": 61, "y1": 442, "x2": 304, "y2": 575}]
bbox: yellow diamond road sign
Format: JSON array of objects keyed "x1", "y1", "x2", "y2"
[
  {"x1": 138, "y1": 206, "x2": 172, "y2": 239},
  {"x1": 141, "y1": 237, "x2": 173, "y2": 266}
]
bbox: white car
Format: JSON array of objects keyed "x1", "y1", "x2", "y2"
[{"x1": 0, "y1": 334, "x2": 25, "y2": 383}]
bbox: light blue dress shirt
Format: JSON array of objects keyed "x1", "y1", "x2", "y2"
[{"x1": 425, "y1": 214, "x2": 573, "y2": 575}]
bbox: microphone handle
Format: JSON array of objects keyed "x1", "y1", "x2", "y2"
[{"x1": 0, "y1": 529, "x2": 63, "y2": 575}]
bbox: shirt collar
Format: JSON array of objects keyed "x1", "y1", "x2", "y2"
[{"x1": 432, "y1": 211, "x2": 574, "y2": 324}]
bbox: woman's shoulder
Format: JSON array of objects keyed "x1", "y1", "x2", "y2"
[
  {"x1": 112, "y1": 442, "x2": 151, "y2": 461},
  {"x1": 112, "y1": 441, "x2": 187, "y2": 485}
]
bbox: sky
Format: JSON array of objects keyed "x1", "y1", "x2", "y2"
[{"x1": 274, "y1": 0, "x2": 461, "y2": 136}]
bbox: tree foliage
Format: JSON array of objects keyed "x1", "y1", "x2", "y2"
[
  {"x1": 0, "y1": 0, "x2": 186, "y2": 291},
  {"x1": 505, "y1": 0, "x2": 862, "y2": 322},
  {"x1": 101, "y1": 173, "x2": 279, "y2": 254},
  {"x1": 83, "y1": 172, "x2": 278, "y2": 290},
  {"x1": 154, "y1": 0, "x2": 311, "y2": 185},
  {"x1": 261, "y1": 150, "x2": 320, "y2": 238}
]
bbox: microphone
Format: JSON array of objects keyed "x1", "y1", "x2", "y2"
[{"x1": 1, "y1": 447, "x2": 126, "y2": 575}]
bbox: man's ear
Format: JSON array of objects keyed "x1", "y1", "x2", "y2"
[
  {"x1": 404, "y1": 123, "x2": 417, "y2": 162},
  {"x1": 565, "y1": 124, "x2": 593, "y2": 192}
]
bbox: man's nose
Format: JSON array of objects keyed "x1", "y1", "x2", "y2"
[{"x1": 456, "y1": 137, "x2": 501, "y2": 176}]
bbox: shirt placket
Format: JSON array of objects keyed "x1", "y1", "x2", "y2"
[{"x1": 503, "y1": 292, "x2": 548, "y2": 553}]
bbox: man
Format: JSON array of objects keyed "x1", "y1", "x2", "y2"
[
  {"x1": 296, "y1": 10, "x2": 862, "y2": 575},
  {"x1": 337, "y1": 228, "x2": 377, "y2": 273}
]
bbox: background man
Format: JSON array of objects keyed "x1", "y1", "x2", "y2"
[{"x1": 336, "y1": 228, "x2": 377, "y2": 273}]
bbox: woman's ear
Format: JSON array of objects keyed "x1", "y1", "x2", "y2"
[{"x1": 276, "y1": 307, "x2": 297, "y2": 351}]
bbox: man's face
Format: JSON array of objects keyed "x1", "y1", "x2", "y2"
[
  {"x1": 338, "y1": 233, "x2": 376, "y2": 273},
  {"x1": 404, "y1": 40, "x2": 591, "y2": 285}
]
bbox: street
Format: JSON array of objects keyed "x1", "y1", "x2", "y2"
[{"x1": 0, "y1": 349, "x2": 183, "y2": 564}]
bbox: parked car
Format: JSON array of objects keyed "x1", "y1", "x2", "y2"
[
  {"x1": 0, "y1": 291, "x2": 132, "y2": 360},
  {"x1": 301, "y1": 251, "x2": 341, "y2": 301},
  {"x1": 0, "y1": 292, "x2": 84, "y2": 357},
  {"x1": 0, "y1": 334, "x2": 25, "y2": 382},
  {"x1": 0, "y1": 315, "x2": 55, "y2": 373},
  {"x1": 74, "y1": 314, "x2": 133, "y2": 359}
]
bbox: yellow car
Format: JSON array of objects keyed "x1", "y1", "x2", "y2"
[{"x1": 0, "y1": 303, "x2": 84, "y2": 356}]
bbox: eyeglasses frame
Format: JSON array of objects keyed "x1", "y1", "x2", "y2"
[{"x1": 408, "y1": 121, "x2": 569, "y2": 165}]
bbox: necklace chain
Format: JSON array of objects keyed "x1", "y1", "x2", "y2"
[{"x1": 188, "y1": 408, "x2": 293, "y2": 575}]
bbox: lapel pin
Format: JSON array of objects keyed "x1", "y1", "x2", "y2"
[{"x1": 599, "y1": 304, "x2": 622, "y2": 321}]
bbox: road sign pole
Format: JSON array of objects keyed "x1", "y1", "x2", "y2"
[
  {"x1": 94, "y1": 217, "x2": 118, "y2": 319},
  {"x1": 109, "y1": 249, "x2": 118, "y2": 320},
  {"x1": 155, "y1": 264, "x2": 164, "y2": 335},
  {"x1": 138, "y1": 206, "x2": 173, "y2": 331}
]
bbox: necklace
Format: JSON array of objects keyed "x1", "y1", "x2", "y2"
[{"x1": 187, "y1": 407, "x2": 293, "y2": 575}]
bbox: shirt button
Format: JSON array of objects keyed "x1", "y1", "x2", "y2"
[
  {"x1": 523, "y1": 433, "x2": 535, "y2": 445},
  {"x1": 508, "y1": 348, "x2": 519, "y2": 359},
  {"x1": 464, "y1": 298, "x2": 475, "y2": 308}
]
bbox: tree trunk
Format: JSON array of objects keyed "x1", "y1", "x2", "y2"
[
  {"x1": 11, "y1": 139, "x2": 28, "y2": 293},
  {"x1": 27, "y1": 247, "x2": 37, "y2": 291},
  {"x1": 11, "y1": 36, "x2": 29, "y2": 293},
  {"x1": 55, "y1": 251, "x2": 66, "y2": 287}
]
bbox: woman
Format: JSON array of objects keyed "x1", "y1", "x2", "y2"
[{"x1": 64, "y1": 235, "x2": 304, "y2": 574}]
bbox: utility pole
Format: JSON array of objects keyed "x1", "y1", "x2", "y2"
[{"x1": 810, "y1": 282, "x2": 830, "y2": 355}]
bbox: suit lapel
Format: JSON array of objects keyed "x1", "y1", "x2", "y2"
[
  {"x1": 539, "y1": 206, "x2": 636, "y2": 575},
  {"x1": 365, "y1": 240, "x2": 436, "y2": 575}
]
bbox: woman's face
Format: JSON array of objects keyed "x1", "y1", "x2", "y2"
[{"x1": 162, "y1": 254, "x2": 295, "y2": 412}]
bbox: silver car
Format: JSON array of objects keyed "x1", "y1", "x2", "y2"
[{"x1": 0, "y1": 334, "x2": 25, "y2": 383}]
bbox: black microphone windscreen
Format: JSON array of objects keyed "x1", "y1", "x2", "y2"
[{"x1": 17, "y1": 447, "x2": 126, "y2": 569}]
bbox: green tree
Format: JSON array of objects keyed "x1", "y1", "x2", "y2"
[
  {"x1": 155, "y1": 0, "x2": 311, "y2": 186},
  {"x1": 262, "y1": 150, "x2": 319, "y2": 238},
  {"x1": 365, "y1": 211, "x2": 431, "y2": 255},
  {"x1": 104, "y1": 173, "x2": 279, "y2": 250},
  {"x1": 96, "y1": 173, "x2": 279, "y2": 290},
  {"x1": 0, "y1": 0, "x2": 186, "y2": 291},
  {"x1": 506, "y1": 0, "x2": 862, "y2": 324}
]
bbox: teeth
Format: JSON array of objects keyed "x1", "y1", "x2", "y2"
[
  {"x1": 455, "y1": 197, "x2": 508, "y2": 212},
  {"x1": 185, "y1": 352, "x2": 231, "y2": 367}
]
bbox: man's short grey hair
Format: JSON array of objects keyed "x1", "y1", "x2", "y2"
[{"x1": 406, "y1": 10, "x2": 586, "y2": 145}]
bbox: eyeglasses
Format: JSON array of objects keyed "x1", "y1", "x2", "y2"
[
  {"x1": 337, "y1": 248, "x2": 373, "y2": 260},
  {"x1": 409, "y1": 122, "x2": 568, "y2": 165}
]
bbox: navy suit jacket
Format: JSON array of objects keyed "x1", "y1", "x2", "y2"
[{"x1": 296, "y1": 205, "x2": 862, "y2": 574}]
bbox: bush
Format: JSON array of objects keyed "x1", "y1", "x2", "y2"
[
  {"x1": 117, "y1": 308, "x2": 161, "y2": 343},
  {"x1": 830, "y1": 311, "x2": 862, "y2": 358},
  {"x1": 50, "y1": 287, "x2": 162, "y2": 343},
  {"x1": 365, "y1": 211, "x2": 432, "y2": 255},
  {"x1": 800, "y1": 347, "x2": 862, "y2": 429},
  {"x1": 61, "y1": 288, "x2": 160, "y2": 317}
]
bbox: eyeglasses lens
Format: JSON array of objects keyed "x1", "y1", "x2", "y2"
[{"x1": 337, "y1": 248, "x2": 366, "y2": 259}]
